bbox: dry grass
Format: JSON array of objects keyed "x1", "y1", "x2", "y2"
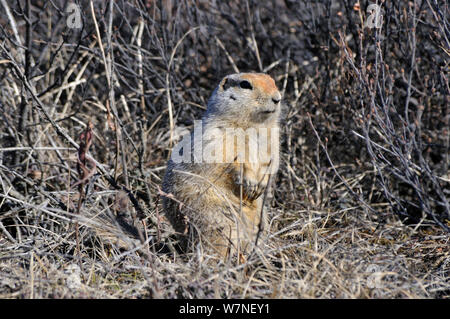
[{"x1": 0, "y1": 0, "x2": 449, "y2": 298}]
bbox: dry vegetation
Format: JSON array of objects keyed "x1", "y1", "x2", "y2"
[{"x1": 0, "y1": 0, "x2": 449, "y2": 299}]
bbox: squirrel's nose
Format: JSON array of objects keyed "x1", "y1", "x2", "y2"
[{"x1": 272, "y1": 92, "x2": 281, "y2": 104}]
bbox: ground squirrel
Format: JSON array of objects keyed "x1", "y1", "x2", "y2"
[{"x1": 162, "y1": 73, "x2": 281, "y2": 259}]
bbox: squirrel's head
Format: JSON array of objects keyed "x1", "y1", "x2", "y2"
[{"x1": 206, "y1": 73, "x2": 281, "y2": 126}]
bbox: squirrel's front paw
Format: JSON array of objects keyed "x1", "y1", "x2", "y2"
[
  {"x1": 245, "y1": 179, "x2": 263, "y2": 201},
  {"x1": 235, "y1": 175, "x2": 265, "y2": 201}
]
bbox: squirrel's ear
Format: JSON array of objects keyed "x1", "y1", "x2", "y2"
[{"x1": 219, "y1": 77, "x2": 231, "y2": 91}]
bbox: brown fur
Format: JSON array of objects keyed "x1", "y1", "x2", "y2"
[{"x1": 162, "y1": 73, "x2": 281, "y2": 259}]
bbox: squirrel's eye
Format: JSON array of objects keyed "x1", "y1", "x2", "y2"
[{"x1": 239, "y1": 80, "x2": 253, "y2": 90}]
